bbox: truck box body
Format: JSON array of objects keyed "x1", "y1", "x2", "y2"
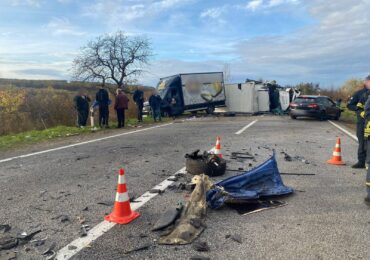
[
  {"x1": 157, "y1": 72, "x2": 225, "y2": 116},
  {"x1": 225, "y1": 82, "x2": 269, "y2": 113}
]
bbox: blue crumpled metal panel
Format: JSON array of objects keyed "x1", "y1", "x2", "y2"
[{"x1": 206, "y1": 153, "x2": 294, "y2": 209}]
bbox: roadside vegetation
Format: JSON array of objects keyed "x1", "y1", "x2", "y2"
[{"x1": 0, "y1": 116, "x2": 168, "y2": 151}]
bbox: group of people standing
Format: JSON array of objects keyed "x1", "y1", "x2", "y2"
[{"x1": 73, "y1": 86, "x2": 163, "y2": 129}]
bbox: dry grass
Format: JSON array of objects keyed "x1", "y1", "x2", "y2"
[{"x1": 0, "y1": 86, "x2": 151, "y2": 135}]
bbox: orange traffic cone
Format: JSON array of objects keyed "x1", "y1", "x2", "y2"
[
  {"x1": 214, "y1": 136, "x2": 223, "y2": 158},
  {"x1": 105, "y1": 168, "x2": 140, "y2": 224},
  {"x1": 327, "y1": 138, "x2": 345, "y2": 165}
]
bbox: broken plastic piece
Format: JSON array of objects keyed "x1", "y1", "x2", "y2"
[{"x1": 152, "y1": 205, "x2": 183, "y2": 231}]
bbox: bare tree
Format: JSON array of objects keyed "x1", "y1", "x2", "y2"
[{"x1": 72, "y1": 31, "x2": 152, "y2": 93}]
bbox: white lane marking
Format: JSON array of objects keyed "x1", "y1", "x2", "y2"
[
  {"x1": 235, "y1": 120, "x2": 258, "y2": 135},
  {"x1": 328, "y1": 120, "x2": 358, "y2": 142},
  {"x1": 0, "y1": 123, "x2": 173, "y2": 164},
  {"x1": 55, "y1": 167, "x2": 186, "y2": 260}
]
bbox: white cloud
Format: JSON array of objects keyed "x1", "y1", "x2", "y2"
[
  {"x1": 45, "y1": 17, "x2": 86, "y2": 36},
  {"x1": 83, "y1": 0, "x2": 197, "y2": 25},
  {"x1": 246, "y1": 0, "x2": 263, "y2": 11},
  {"x1": 234, "y1": 0, "x2": 370, "y2": 85},
  {"x1": 245, "y1": 0, "x2": 300, "y2": 11},
  {"x1": 200, "y1": 7, "x2": 226, "y2": 19},
  {"x1": 9, "y1": 0, "x2": 43, "y2": 7}
]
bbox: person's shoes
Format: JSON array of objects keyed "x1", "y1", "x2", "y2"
[
  {"x1": 351, "y1": 162, "x2": 366, "y2": 169},
  {"x1": 364, "y1": 197, "x2": 370, "y2": 206}
]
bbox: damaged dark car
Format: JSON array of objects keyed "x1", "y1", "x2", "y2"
[{"x1": 289, "y1": 95, "x2": 341, "y2": 121}]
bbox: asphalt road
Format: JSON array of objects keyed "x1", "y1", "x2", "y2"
[{"x1": 0, "y1": 115, "x2": 369, "y2": 260}]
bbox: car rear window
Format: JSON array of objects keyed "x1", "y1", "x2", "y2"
[{"x1": 295, "y1": 97, "x2": 317, "y2": 103}]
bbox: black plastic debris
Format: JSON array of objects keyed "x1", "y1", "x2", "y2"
[
  {"x1": 0, "y1": 234, "x2": 18, "y2": 250},
  {"x1": 124, "y1": 243, "x2": 151, "y2": 254},
  {"x1": 230, "y1": 152, "x2": 254, "y2": 160},
  {"x1": 40, "y1": 241, "x2": 56, "y2": 257},
  {"x1": 192, "y1": 241, "x2": 210, "y2": 252},
  {"x1": 185, "y1": 150, "x2": 226, "y2": 177},
  {"x1": 228, "y1": 200, "x2": 287, "y2": 215},
  {"x1": 149, "y1": 189, "x2": 164, "y2": 194},
  {"x1": 229, "y1": 234, "x2": 242, "y2": 244},
  {"x1": 0, "y1": 225, "x2": 11, "y2": 234},
  {"x1": 97, "y1": 201, "x2": 114, "y2": 206},
  {"x1": 152, "y1": 204, "x2": 183, "y2": 231},
  {"x1": 190, "y1": 256, "x2": 210, "y2": 260}
]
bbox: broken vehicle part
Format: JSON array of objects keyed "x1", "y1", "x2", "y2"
[
  {"x1": 159, "y1": 175, "x2": 212, "y2": 245},
  {"x1": 152, "y1": 204, "x2": 183, "y2": 231},
  {"x1": 228, "y1": 200, "x2": 287, "y2": 215},
  {"x1": 0, "y1": 225, "x2": 10, "y2": 234},
  {"x1": 124, "y1": 243, "x2": 151, "y2": 254},
  {"x1": 0, "y1": 234, "x2": 18, "y2": 250},
  {"x1": 207, "y1": 153, "x2": 294, "y2": 209},
  {"x1": 185, "y1": 150, "x2": 226, "y2": 177},
  {"x1": 192, "y1": 240, "x2": 210, "y2": 252}
]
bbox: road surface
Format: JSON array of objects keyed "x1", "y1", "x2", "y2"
[{"x1": 0, "y1": 115, "x2": 369, "y2": 260}]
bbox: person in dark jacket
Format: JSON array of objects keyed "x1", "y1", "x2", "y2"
[
  {"x1": 96, "y1": 86, "x2": 110, "y2": 128},
  {"x1": 133, "y1": 87, "x2": 144, "y2": 122},
  {"x1": 347, "y1": 79, "x2": 370, "y2": 168},
  {"x1": 149, "y1": 90, "x2": 162, "y2": 122},
  {"x1": 114, "y1": 88, "x2": 129, "y2": 128},
  {"x1": 362, "y1": 76, "x2": 370, "y2": 206},
  {"x1": 73, "y1": 90, "x2": 91, "y2": 127}
]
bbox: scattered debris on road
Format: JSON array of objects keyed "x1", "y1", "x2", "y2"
[
  {"x1": 159, "y1": 175, "x2": 212, "y2": 245},
  {"x1": 152, "y1": 204, "x2": 183, "y2": 231},
  {"x1": 124, "y1": 243, "x2": 152, "y2": 254},
  {"x1": 185, "y1": 150, "x2": 226, "y2": 177},
  {"x1": 226, "y1": 234, "x2": 243, "y2": 244},
  {"x1": 228, "y1": 200, "x2": 287, "y2": 215},
  {"x1": 192, "y1": 240, "x2": 210, "y2": 252}
]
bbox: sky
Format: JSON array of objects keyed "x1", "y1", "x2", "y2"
[{"x1": 0, "y1": 0, "x2": 369, "y2": 87}]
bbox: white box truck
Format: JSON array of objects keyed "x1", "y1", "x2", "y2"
[
  {"x1": 225, "y1": 82, "x2": 270, "y2": 113},
  {"x1": 155, "y1": 72, "x2": 226, "y2": 116}
]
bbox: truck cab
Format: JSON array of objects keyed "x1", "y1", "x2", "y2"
[{"x1": 157, "y1": 75, "x2": 184, "y2": 116}]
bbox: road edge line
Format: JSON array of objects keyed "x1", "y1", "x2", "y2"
[
  {"x1": 235, "y1": 120, "x2": 258, "y2": 135},
  {"x1": 55, "y1": 167, "x2": 186, "y2": 260},
  {"x1": 328, "y1": 120, "x2": 358, "y2": 142},
  {"x1": 0, "y1": 123, "x2": 173, "y2": 164}
]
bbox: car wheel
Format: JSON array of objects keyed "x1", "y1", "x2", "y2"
[
  {"x1": 206, "y1": 106, "x2": 215, "y2": 114},
  {"x1": 334, "y1": 112, "x2": 341, "y2": 121},
  {"x1": 290, "y1": 115, "x2": 297, "y2": 120},
  {"x1": 319, "y1": 111, "x2": 327, "y2": 121}
]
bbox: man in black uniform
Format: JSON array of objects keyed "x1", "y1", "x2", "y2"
[
  {"x1": 347, "y1": 78, "x2": 370, "y2": 168},
  {"x1": 362, "y1": 76, "x2": 370, "y2": 205},
  {"x1": 73, "y1": 90, "x2": 91, "y2": 127},
  {"x1": 133, "y1": 87, "x2": 144, "y2": 122},
  {"x1": 96, "y1": 85, "x2": 110, "y2": 128}
]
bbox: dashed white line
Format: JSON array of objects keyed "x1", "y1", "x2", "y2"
[
  {"x1": 55, "y1": 167, "x2": 186, "y2": 260},
  {"x1": 0, "y1": 123, "x2": 173, "y2": 164},
  {"x1": 328, "y1": 120, "x2": 358, "y2": 142},
  {"x1": 235, "y1": 120, "x2": 258, "y2": 135}
]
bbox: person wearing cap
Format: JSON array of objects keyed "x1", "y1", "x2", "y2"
[
  {"x1": 347, "y1": 76, "x2": 370, "y2": 168},
  {"x1": 362, "y1": 75, "x2": 370, "y2": 205}
]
